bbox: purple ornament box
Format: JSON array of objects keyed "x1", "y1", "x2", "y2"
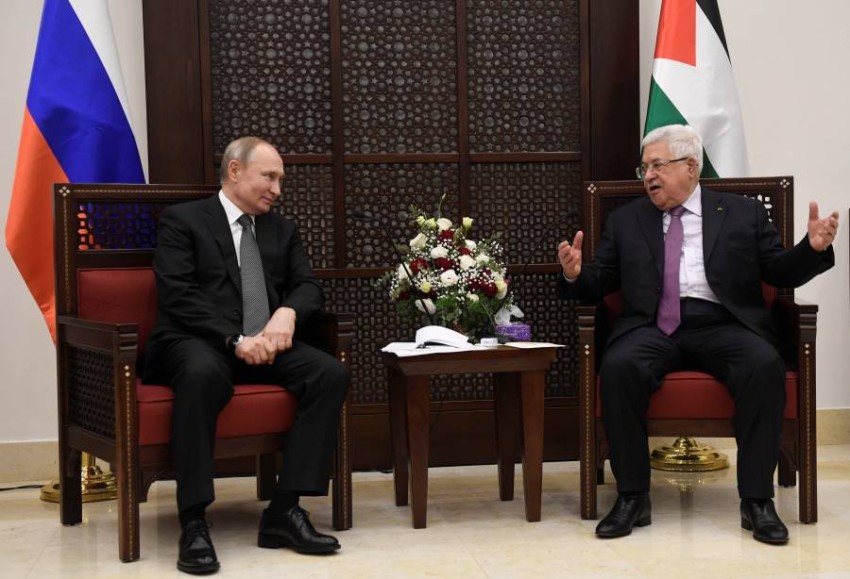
[{"x1": 496, "y1": 322, "x2": 531, "y2": 342}]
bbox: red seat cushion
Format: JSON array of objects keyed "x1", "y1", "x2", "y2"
[
  {"x1": 596, "y1": 370, "x2": 798, "y2": 420},
  {"x1": 138, "y1": 382, "x2": 297, "y2": 446},
  {"x1": 77, "y1": 268, "x2": 298, "y2": 446}
]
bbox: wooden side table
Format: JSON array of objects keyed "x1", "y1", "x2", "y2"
[{"x1": 382, "y1": 346, "x2": 559, "y2": 528}]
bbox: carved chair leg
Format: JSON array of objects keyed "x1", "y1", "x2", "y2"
[
  {"x1": 60, "y1": 447, "x2": 83, "y2": 526},
  {"x1": 256, "y1": 454, "x2": 277, "y2": 501},
  {"x1": 777, "y1": 443, "x2": 796, "y2": 488},
  {"x1": 332, "y1": 401, "x2": 352, "y2": 531},
  {"x1": 116, "y1": 460, "x2": 140, "y2": 562}
]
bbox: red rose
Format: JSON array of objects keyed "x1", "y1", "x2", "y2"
[
  {"x1": 439, "y1": 229, "x2": 454, "y2": 241},
  {"x1": 459, "y1": 247, "x2": 471, "y2": 255},
  {"x1": 434, "y1": 257, "x2": 455, "y2": 271},
  {"x1": 409, "y1": 258, "x2": 428, "y2": 274}
]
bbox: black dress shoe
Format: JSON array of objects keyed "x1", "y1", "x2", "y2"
[
  {"x1": 258, "y1": 506, "x2": 340, "y2": 554},
  {"x1": 177, "y1": 519, "x2": 220, "y2": 575},
  {"x1": 596, "y1": 492, "x2": 652, "y2": 538},
  {"x1": 741, "y1": 498, "x2": 789, "y2": 544}
]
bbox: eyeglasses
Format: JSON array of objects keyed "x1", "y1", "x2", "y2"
[{"x1": 635, "y1": 157, "x2": 689, "y2": 180}]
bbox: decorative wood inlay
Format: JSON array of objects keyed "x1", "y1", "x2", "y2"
[{"x1": 209, "y1": 0, "x2": 334, "y2": 155}]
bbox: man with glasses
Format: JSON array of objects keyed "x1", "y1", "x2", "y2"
[{"x1": 557, "y1": 124, "x2": 839, "y2": 543}]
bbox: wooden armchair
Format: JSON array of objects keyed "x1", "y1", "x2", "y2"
[
  {"x1": 53, "y1": 183, "x2": 354, "y2": 562},
  {"x1": 577, "y1": 176, "x2": 817, "y2": 524}
]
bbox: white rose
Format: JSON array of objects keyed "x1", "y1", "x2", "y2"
[
  {"x1": 465, "y1": 239, "x2": 477, "y2": 250},
  {"x1": 409, "y1": 233, "x2": 427, "y2": 249},
  {"x1": 436, "y1": 217, "x2": 453, "y2": 231},
  {"x1": 462, "y1": 217, "x2": 473, "y2": 229},
  {"x1": 439, "y1": 269, "x2": 459, "y2": 286},
  {"x1": 424, "y1": 218, "x2": 437, "y2": 229},
  {"x1": 416, "y1": 215, "x2": 426, "y2": 226},
  {"x1": 397, "y1": 264, "x2": 410, "y2": 281},
  {"x1": 495, "y1": 279, "x2": 508, "y2": 299},
  {"x1": 458, "y1": 254, "x2": 476, "y2": 270},
  {"x1": 493, "y1": 272, "x2": 504, "y2": 283},
  {"x1": 415, "y1": 298, "x2": 436, "y2": 315},
  {"x1": 418, "y1": 281, "x2": 432, "y2": 294},
  {"x1": 475, "y1": 253, "x2": 490, "y2": 264},
  {"x1": 430, "y1": 245, "x2": 449, "y2": 259},
  {"x1": 466, "y1": 292, "x2": 479, "y2": 303}
]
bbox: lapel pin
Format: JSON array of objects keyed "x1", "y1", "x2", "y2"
[{"x1": 716, "y1": 206, "x2": 724, "y2": 212}]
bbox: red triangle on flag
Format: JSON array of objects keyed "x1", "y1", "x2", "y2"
[{"x1": 654, "y1": 0, "x2": 696, "y2": 66}]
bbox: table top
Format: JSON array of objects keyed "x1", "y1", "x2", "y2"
[{"x1": 381, "y1": 345, "x2": 559, "y2": 376}]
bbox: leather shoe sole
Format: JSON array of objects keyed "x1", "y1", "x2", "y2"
[
  {"x1": 177, "y1": 560, "x2": 221, "y2": 575},
  {"x1": 258, "y1": 532, "x2": 340, "y2": 554}
]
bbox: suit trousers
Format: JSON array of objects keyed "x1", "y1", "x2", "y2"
[
  {"x1": 599, "y1": 299, "x2": 785, "y2": 499},
  {"x1": 152, "y1": 337, "x2": 349, "y2": 512}
]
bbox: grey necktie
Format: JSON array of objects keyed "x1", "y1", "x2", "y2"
[{"x1": 237, "y1": 214, "x2": 270, "y2": 336}]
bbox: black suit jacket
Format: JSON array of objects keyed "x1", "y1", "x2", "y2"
[
  {"x1": 560, "y1": 188, "x2": 835, "y2": 346},
  {"x1": 145, "y1": 195, "x2": 324, "y2": 358}
]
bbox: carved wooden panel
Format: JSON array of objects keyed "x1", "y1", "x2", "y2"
[
  {"x1": 68, "y1": 347, "x2": 115, "y2": 439},
  {"x1": 271, "y1": 164, "x2": 336, "y2": 269},
  {"x1": 208, "y1": 0, "x2": 333, "y2": 155},
  {"x1": 76, "y1": 201, "x2": 163, "y2": 250},
  {"x1": 467, "y1": 0, "x2": 581, "y2": 152},
  {"x1": 469, "y1": 162, "x2": 582, "y2": 264},
  {"x1": 341, "y1": 1, "x2": 458, "y2": 154},
  {"x1": 344, "y1": 163, "x2": 460, "y2": 268}
]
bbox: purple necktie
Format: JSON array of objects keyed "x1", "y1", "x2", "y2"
[{"x1": 657, "y1": 205, "x2": 685, "y2": 335}]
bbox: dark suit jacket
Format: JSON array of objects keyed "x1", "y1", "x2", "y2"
[
  {"x1": 145, "y1": 194, "x2": 324, "y2": 359},
  {"x1": 560, "y1": 187, "x2": 835, "y2": 347}
]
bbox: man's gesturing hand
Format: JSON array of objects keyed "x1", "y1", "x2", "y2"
[
  {"x1": 558, "y1": 231, "x2": 584, "y2": 280},
  {"x1": 807, "y1": 201, "x2": 839, "y2": 253}
]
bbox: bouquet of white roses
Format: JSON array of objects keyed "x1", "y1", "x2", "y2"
[{"x1": 377, "y1": 200, "x2": 515, "y2": 339}]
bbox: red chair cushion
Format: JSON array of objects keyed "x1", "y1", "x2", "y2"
[
  {"x1": 597, "y1": 287, "x2": 794, "y2": 420},
  {"x1": 78, "y1": 268, "x2": 298, "y2": 447},
  {"x1": 78, "y1": 268, "x2": 157, "y2": 357},
  {"x1": 137, "y1": 382, "x2": 297, "y2": 446},
  {"x1": 596, "y1": 370, "x2": 798, "y2": 419}
]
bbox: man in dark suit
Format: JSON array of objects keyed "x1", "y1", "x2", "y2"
[
  {"x1": 144, "y1": 136, "x2": 349, "y2": 574},
  {"x1": 557, "y1": 124, "x2": 838, "y2": 544}
]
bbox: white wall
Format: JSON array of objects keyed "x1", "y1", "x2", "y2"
[
  {"x1": 0, "y1": 0, "x2": 147, "y2": 444},
  {"x1": 1, "y1": 0, "x2": 847, "y2": 445}
]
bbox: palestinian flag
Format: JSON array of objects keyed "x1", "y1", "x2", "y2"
[{"x1": 645, "y1": 0, "x2": 748, "y2": 178}]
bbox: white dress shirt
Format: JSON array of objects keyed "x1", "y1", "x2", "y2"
[
  {"x1": 219, "y1": 190, "x2": 254, "y2": 267},
  {"x1": 664, "y1": 184, "x2": 720, "y2": 303}
]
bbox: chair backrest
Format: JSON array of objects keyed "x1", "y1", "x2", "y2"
[
  {"x1": 581, "y1": 176, "x2": 795, "y2": 302},
  {"x1": 54, "y1": 183, "x2": 221, "y2": 356}
]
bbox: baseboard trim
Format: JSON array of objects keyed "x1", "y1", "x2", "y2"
[
  {"x1": 0, "y1": 440, "x2": 57, "y2": 483},
  {"x1": 2, "y1": 408, "x2": 849, "y2": 482}
]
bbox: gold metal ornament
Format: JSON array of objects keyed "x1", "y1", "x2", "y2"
[
  {"x1": 40, "y1": 452, "x2": 117, "y2": 503},
  {"x1": 650, "y1": 436, "x2": 729, "y2": 471}
]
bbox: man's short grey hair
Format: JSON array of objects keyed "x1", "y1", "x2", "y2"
[
  {"x1": 219, "y1": 136, "x2": 276, "y2": 183},
  {"x1": 642, "y1": 124, "x2": 703, "y2": 174}
]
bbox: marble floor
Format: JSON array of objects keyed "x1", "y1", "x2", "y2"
[{"x1": 2, "y1": 443, "x2": 850, "y2": 578}]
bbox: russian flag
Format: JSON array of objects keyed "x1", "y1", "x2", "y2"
[{"x1": 5, "y1": 0, "x2": 146, "y2": 340}]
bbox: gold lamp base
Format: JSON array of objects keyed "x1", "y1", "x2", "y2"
[
  {"x1": 650, "y1": 437, "x2": 729, "y2": 472},
  {"x1": 40, "y1": 453, "x2": 117, "y2": 503}
]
